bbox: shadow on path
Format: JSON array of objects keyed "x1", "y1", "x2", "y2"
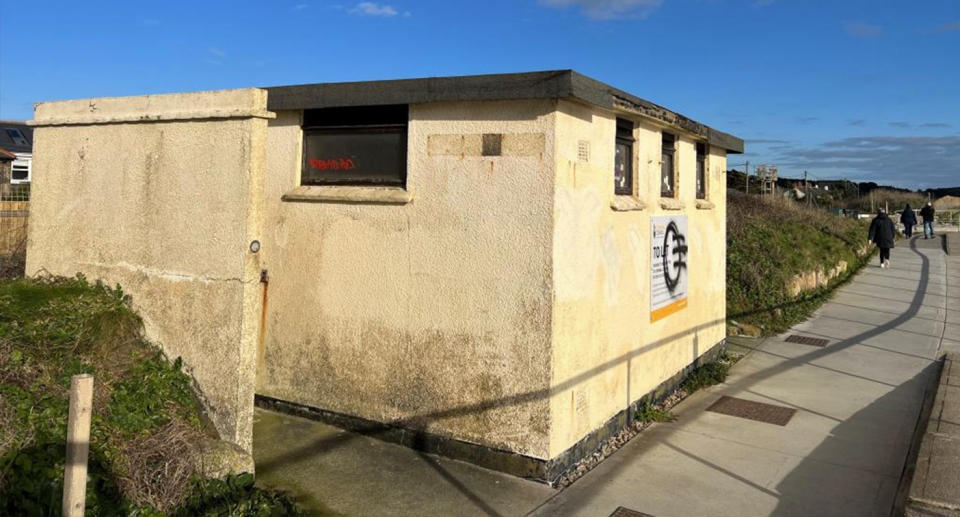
[
  {"x1": 533, "y1": 237, "x2": 945, "y2": 516},
  {"x1": 256, "y1": 238, "x2": 946, "y2": 516}
]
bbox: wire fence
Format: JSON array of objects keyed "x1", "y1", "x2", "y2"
[
  {"x1": 936, "y1": 210, "x2": 960, "y2": 232},
  {"x1": 0, "y1": 182, "x2": 29, "y2": 278}
]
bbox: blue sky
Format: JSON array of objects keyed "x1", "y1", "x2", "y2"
[{"x1": 1, "y1": 0, "x2": 958, "y2": 188}]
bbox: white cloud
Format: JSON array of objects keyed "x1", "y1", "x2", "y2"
[
  {"x1": 774, "y1": 135, "x2": 960, "y2": 187},
  {"x1": 206, "y1": 47, "x2": 226, "y2": 65},
  {"x1": 845, "y1": 21, "x2": 882, "y2": 38},
  {"x1": 933, "y1": 20, "x2": 960, "y2": 33},
  {"x1": 539, "y1": 0, "x2": 663, "y2": 20},
  {"x1": 349, "y1": 2, "x2": 399, "y2": 17},
  {"x1": 292, "y1": 3, "x2": 309, "y2": 10}
]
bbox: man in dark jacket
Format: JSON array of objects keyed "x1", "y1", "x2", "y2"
[
  {"x1": 869, "y1": 209, "x2": 896, "y2": 268},
  {"x1": 919, "y1": 202, "x2": 936, "y2": 239},
  {"x1": 900, "y1": 204, "x2": 917, "y2": 238}
]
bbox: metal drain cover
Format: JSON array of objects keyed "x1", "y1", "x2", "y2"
[
  {"x1": 609, "y1": 508, "x2": 655, "y2": 517},
  {"x1": 706, "y1": 396, "x2": 797, "y2": 426},
  {"x1": 785, "y1": 335, "x2": 830, "y2": 347}
]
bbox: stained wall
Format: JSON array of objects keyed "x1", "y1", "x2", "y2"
[
  {"x1": 549, "y1": 99, "x2": 727, "y2": 456},
  {"x1": 256, "y1": 100, "x2": 557, "y2": 459},
  {"x1": 25, "y1": 89, "x2": 272, "y2": 451}
]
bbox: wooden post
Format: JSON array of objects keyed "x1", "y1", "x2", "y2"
[{"x1": 63, "y1": 374, "x2": 93, "y2": 517}]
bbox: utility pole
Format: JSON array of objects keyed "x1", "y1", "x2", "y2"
[
  {"x1": 804, "y1": 170, "x2": 810, "y2": 207},
  {"x1": 745, "y1": 161, "x2": 749, "y2": 195}
]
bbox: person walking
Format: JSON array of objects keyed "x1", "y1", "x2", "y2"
[
  {"x1": 920, "y1": 201, "x2": 936, "y2": 239},
  {"x1": 869, "y1": 208, "x2": 896, "y2": 268},
  {"x1": 901, "y1": 203, "x2": 917, "y2": 238}
]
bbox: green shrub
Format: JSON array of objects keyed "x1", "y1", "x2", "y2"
[
  {"x1": 175, "y1": 474, "x2": 303, "y2": 516},
  {"x1": 635, "y1": 401, "x2": 676, "y2": 424},
  {"x1": 682, "y1": 358, "x2": 732, "y2": 393}
]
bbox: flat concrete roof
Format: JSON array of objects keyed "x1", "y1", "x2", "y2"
[{"x1": 264, "y1": 70, "x2": 744, "y2": 154}]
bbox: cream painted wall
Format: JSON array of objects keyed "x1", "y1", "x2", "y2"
[
  {"x1": 24, "y1": 87, "x2": 730, "y2": 464},
  {"x1": 258, "y1": 100, "x2": 557, "y2": 459},
  {"x1": 26, "y1": 89, "x2": 272, "y2": 451},
  {"x1": 549, "y1": 99, "x2": 727, "y2": 457}
]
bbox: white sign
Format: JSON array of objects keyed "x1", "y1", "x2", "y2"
[{"x1": 651, "y1": 216, "x2": 688, "y2": 322}]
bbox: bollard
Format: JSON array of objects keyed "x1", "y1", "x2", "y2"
[{"x1": 63, "y1": 374, "x2": 93, "y2": 517}]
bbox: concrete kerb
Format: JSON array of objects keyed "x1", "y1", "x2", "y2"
[
  {"x1": 945, "y1": 233, "x2": 959, "y2": 256},
  {"x1": 905, "y1": 353, "x2": 960, "y2": 516}
]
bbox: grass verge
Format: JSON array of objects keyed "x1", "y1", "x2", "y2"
[
  {"x1": 0, "y1": 274, "x2": 301, "y2": 515},
  {"x1": 727, "y1": 193, "x2": 873, "y2": 335}
]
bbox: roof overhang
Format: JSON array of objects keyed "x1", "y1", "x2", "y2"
[{"x1": 264, "y1": 70, "x2": 744, "y2": 154}]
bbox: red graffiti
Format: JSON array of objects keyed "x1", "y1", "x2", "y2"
[{"x1": 309, "y1": 158, "x2": 356, "y2": 171}]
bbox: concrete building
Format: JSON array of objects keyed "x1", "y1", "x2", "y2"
[{"x1": 25, "y1": 71, "x2": 743, "y2": 483}]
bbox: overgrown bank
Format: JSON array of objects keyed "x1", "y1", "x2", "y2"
[
  {"x1": 0, "y1": 275, "x2": 301, "y2": 515},
  {"x1": 727, "y1": 193, "x2": 873, "y2": 335}
]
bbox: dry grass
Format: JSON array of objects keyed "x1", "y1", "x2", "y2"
[
  {"x1": 0, "y1": 252, "x2": 24, "y2": 281},
  {"x1": 850, "y1": 188, "x2": 927, "y2": 212},
  {"x1": 115, "y1": 420, "x2": 204, "y2": 512},
  {"x1": 0, "y1": 226, "x2": 26, "y2": 280}
]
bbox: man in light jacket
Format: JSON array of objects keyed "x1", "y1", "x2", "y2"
[{"x1": 919, "y1": 202, "x2": 936, "y2": 239}]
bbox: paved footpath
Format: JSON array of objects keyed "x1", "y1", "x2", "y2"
[
  {"x1": 253, "y1": 236, "x2": 958, "y2": 516},
  {"x1": 531, "y1": 236, "x2": 958, "y2": 517}
]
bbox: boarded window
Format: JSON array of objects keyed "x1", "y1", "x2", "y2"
[
  {"x1": 301, "y1": 105, "x2": 408, "y2": 187},
  {"x1": 696, "y1": 142, "x2": 707, "y2": 199},
  {"x1": 614, "y1": 118, "x2": 633, "y2": 196},
  {"x1": 661, "y1": 133, "x2": 676, "y2": 198}
]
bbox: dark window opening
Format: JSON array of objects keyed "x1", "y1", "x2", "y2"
[
  {"x1": 11, "y1": 165, "x2": 28, "y2": 181},
  {"x1": 696, "y1": 142, "x2": 707, "y2": 199},
  {"x1": 301, "y1": 105, "x2": 408, "y2": 187},
  {"x1": 614, "y1": 118, "x2": 633, "y2": 196},
  {"x1": 661, "y1": 133, "x2": 676, "y2": 198}
]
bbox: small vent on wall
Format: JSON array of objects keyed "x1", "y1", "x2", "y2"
[{"x1": 578, "y1": 140, "x2": 590, "y2": 162}]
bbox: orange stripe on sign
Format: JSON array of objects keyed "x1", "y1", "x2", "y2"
[{"x1": 651, "y1": 298, "x2": 687, "y2": 322}]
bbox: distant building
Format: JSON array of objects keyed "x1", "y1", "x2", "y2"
[{"x1": 0, "y1": 121, "x2": 33, "y2": 184}]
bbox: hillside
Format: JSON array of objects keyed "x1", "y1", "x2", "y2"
[{"x1": 727, "y1": 193, "x2": 873, "y2": 335}]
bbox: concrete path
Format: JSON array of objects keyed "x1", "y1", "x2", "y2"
[
  {"x1": 252, "y1": 408, "x2": 555, "y2": 516},
  {"x1": 252, "y1": 236, "x2": 957, "y2": 516},
  {"x1": 532, "y1": 236, "x2": 957, "y2": 517}
]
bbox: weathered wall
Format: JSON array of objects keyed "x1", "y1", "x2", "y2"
[
  {"x1": 549, "y1": 99, "x2": 727, "y2": 457},
  {"x1": 257, "y1": 100, "x2": 556, "y2": 459},
  {"x1": 26, "y1": 89, "x2": 273, "y2": 451}
]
